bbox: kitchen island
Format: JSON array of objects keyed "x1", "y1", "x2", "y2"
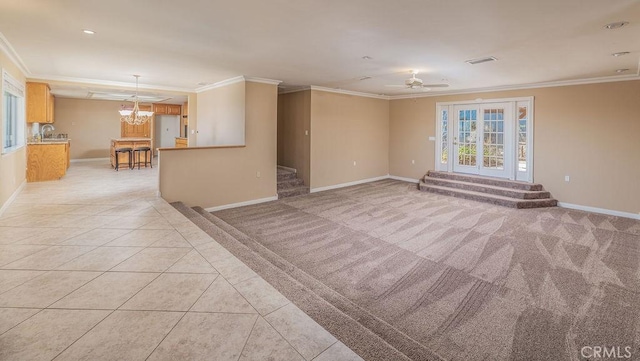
[
  {"x1": 110, "y1": 138, "x2": 152, "y2": 169},
  {"x1": 27, "y1": 140, "x2": 70, "y2": 182}
]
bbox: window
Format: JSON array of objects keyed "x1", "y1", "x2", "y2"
[{"x1": 2, "y1": 70, "x2": 25, "y2": 154}]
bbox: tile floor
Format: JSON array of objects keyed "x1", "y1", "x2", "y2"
[{"x1": 0, "y1": 161, "x2": 362, "y2": 361}]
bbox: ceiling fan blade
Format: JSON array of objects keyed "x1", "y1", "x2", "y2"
[{"x1": 422, "y1": 84, "x2": 449, "y2": 88}]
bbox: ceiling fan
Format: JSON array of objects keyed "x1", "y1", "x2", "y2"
[{"x1": 385, "y1": 71, "x2": 449, "y2": 90}]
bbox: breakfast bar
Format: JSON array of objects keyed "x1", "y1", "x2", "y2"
[{"x1": 110, "y1": 138, "x2": 152, "y2": 169}]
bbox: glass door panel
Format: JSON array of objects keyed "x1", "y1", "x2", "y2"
[
  {"x1": 478, "y1": 103, "x2": 512, "y2": 178},
  {"x1": 453, "y1": 106, "x2": 479, "y2": 174}
]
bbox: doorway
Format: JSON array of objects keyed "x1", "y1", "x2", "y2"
[{"x1": 436, "y1": 97, "x2": 533, "y2": 182}]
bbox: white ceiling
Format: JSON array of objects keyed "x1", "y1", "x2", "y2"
[{"x1": 1, "y1": 0, "x2": 639, "y2": 98}]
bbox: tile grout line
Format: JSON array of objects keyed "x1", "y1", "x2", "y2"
[{"x1": 234, "y1": 313, "x2": 260, "y2": 361}]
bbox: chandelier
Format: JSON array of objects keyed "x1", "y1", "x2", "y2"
[{"x1": 119, "y1": 75, "x2": 154, "y2": 125}]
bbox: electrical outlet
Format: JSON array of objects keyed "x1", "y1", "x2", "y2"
[
  {"x1": 411, "y1": 160, "x2": 415, "y2": 165},
  {"x1": 256, "y1": 171, "x2": 261, "y2": 178},
  {"x1": 305, "y1": 130, "x2": 309, "y2": 136},
  {"x1": 353, "y1": 161, "x2": 357, "y2": 166},
  {"x1": 565, "y1": 175, "x2": 570, "y2": 182}
]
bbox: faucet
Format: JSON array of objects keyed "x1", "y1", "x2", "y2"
[{"x1": 41, "y1": 124, "x2": 55, "y2": 139}]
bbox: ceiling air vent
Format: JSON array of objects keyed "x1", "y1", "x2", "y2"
[{"x1": 465, "y1": 56, "x2": 497, "y2": 65}]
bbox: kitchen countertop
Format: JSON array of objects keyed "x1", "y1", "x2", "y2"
[
  {"x1": 111, "y1": 138, "x2": 151, "y2": 142},
  {"x1": 28, "y1": 140, "x2": 71, "y2": 145}
]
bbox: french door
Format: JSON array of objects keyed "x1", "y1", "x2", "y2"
[{"x1": 437, "y1": 98, "x2": 532, "y2": 182}]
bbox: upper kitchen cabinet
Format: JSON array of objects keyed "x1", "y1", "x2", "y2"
[
  {"x1": 26, "y1": 82, "x2": 55, "y2": 123},
  {"x1": 153, "y1": 103, "x2": 181, "y2": 115}
]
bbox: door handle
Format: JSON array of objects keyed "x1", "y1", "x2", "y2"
[{"x1": 453, "y1": 137, "x2": 458, "y2": 145}]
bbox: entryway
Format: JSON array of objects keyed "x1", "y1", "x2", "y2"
[{"x1": 436, "y1": 97, "x2": 533, "y2": 182}]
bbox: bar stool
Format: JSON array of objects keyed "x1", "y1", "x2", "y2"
[
  {"x1": 133, "y1": 146, "x2": 152, "y2": 169},
  {"x1": 114, "y1": 147, "x2": 133, "y2": 171}
]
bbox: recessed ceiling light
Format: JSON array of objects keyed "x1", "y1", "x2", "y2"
[
  {"x1": 465, "y1": 56, "x2": 497, "y2": 65},
  {"x1": 83, "y1": 29, "x2": 95, "y2": 35},
  {"x1": 362, "y1": 56, "x2": 372, "y2": 60},
  {"x1": 612, "y1": 51, "x2": 630, "y2": 57},
  {"x1": 615, "y1": 68, "x2": 630, "y2": 73},
  {"x1": 604, "y1": 21, "x2": 628, "y2": 30}
]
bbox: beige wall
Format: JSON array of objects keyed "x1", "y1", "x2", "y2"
[
  {"x1": 0, "y1": 51, "x2": 27, "y2": 211},
  {"x1": 54, "y1": 98, "x2": 123, "y2": 159},
  {"x1": 196, "y1": 81, "x2": 245, "y2": 146},
  {"x1": 389, "y1": 80, "x2": 640, "y2": 214},
  {"x1": 310, "y1": 90, "x2": 389, "y2": 189},
  {"x1": 277, "y1": 90, "x2": 311, "y2": 186},
  {"x1": 159, "y1": 81, "x2": 277, "y2": 208}
]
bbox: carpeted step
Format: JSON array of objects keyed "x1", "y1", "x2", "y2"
[
  {"x1": 277, "y1": 169, "x2": 297, "y2": 181},
  {"x1": 427, "y1": 170, "x2": 542, "y2": 191},
  {"x1": 419, "y1": 183, "x2": 557, "y2": 209},
  {"x1": 423, "y1": 176, "x2": 551, "y2": 199},
  {"x1": 278, "y1": 186, "x2": 310, "y2": 199},
  {"x1": 277, "y1": 177, "x2": 305, "y2": 190},
  {"x1": 175, "y1": 203, "x2": 442, "y2": 361}
]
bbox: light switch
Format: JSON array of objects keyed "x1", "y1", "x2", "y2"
[
  {"x1": 428, "y1": 136, "x2": 436, "y2": 141},
  {"x1": 305, "y1": 130, "x2": 309, "y2": 136},
  {"x1": 565, "y1": 175, "x2": 570, "y2": 182}
]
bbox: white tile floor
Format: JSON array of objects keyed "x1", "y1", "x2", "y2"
[{"x1": 0, "y1": 160, "x2": 362, "y2": 361}]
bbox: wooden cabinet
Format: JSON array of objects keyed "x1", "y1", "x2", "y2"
[
  {"x1": 121, "y1": 121, "x2": 151, "y2": 138},
  {"x1": 120, "y1": 104, "x2": 152, "y2": 138},
  {"x1": 153, "y1": 103, "x2": 181, "y2": 115},
  {"x1": 153, "y1": 103, "x2": 168, "y2": 114},
  {"x1": 182, "y1": 102, "x2": 188, "y2": 126},
  {"x1": 175, "y1": 137, "x2": 187, "y2": 148},
  {"x1": 26, "y1": 82, "x2": 55, "y2": 123},
  {"x1": 167, "y1": 104, "x2": 181, "y2": 115},
  {"x1": 110, "y1": 138, "x2": 152, "y2": 169},
  {"x1": 27, "y1": 142, "x2": 69, "y2": 182}
]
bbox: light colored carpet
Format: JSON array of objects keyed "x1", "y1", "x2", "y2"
[{"x1": 210, "y1": 179, "x2": 640, "y2": 361}]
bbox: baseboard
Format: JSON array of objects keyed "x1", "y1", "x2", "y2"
[
  {"x1": 558, "y1": 202, "x2": 640, "y2": 220},
  {"x1": 310, "y1": 175, "x2": 390, "y2": 193},
  {"x1": 389, "y1": 175, "x2": 420, "y2": 183},
  {"x1": 205, "y1": 196, "x2": 278, "y2": 212},
  {"x1": 70, "y1": 157, "x2": 110, "y2": 163},
  {"x1": 0, "y1": 180, "x2": 25, "y2": 217},
  {"x1": 277, "y1": 165, "x2": 297, "y2": 173}
]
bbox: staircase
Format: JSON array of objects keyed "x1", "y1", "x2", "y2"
[
  {"x1": 419, "y1": 170, "x2": 557, "y2": 208},
  {"x1": 277, "y1": 167, "x2": 309, "y2": 199}
]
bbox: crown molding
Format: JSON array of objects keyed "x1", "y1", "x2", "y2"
[
  {"x1": 196, "y1": 76, "x2": 282, "y2": 93},
  {"x1": 244, "y1": 76, "x2": 282, "y2": 85},
  {"x1": 27, "y1": 74, "x2": 194, "y2": 93},
  {"x1": 0, "y1": 32, "x2": 30, "y2": 76},
  {"x1": 309, "y1": 86, "x2": 390, "y2": 100},
  {"x1": 195, "y1": 76, "x2": 245, "y2": 92},
  {"x1": 388, "y1": 74, "x2": 640, "y2": 100},
  {"x1": 278, "y1": 86, "x2": 311, "y2": 95}
]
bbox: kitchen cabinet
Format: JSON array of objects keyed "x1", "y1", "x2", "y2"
[
  {"x1": 153, "y1": 103, "x2": 181, "y2": 115},
  {"x1": 27, "y1": 141, "x2": 70, "y2": 182},
  {"x1": 110, "y1": 138, "x2": 152, "y2": 169},
  {"x1": 26, "y1": 82, "x2": 55, "y2": 123},
  {"x1": 120, "y1": 104, "x2": 152, "y2": 138},
  {"x1": 175, "y1": 137, "x2": 187, "y2": 148},
  {"x1": 182, "y1": 102, "x2": 188, "y2": 125}
]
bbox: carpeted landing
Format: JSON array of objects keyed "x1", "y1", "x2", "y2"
[{"x1": 173, "y1": 179, "x2": 640, "y2": 361}]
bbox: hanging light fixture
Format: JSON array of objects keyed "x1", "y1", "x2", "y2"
[{"x1": 119, "y1": 75, "x2": 154, "y2": 125}]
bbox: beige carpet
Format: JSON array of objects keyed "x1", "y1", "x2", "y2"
[{"x1": 210, "y1": 179, "x2": 640, "y2": 361}]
